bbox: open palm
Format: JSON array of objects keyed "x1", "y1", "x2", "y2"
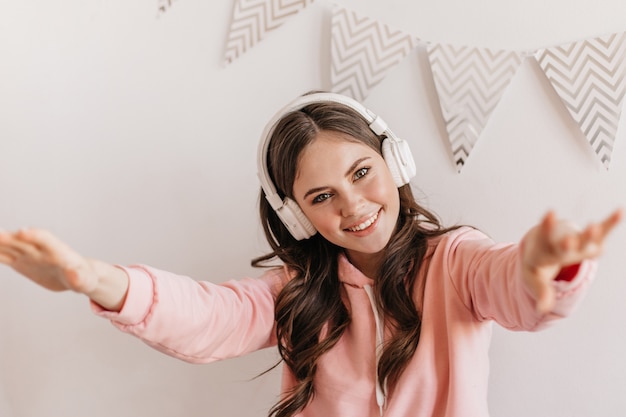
[{"x1": 0, "y1": 228, "x2": 97, "y2": 294}]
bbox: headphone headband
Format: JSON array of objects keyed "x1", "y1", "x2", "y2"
[
  {"x1": 256, "y1": 92, "x2": 415, "y2": 240},
  {"x1": 257, "y1": 92, "x2": 395, "y2": 208}
]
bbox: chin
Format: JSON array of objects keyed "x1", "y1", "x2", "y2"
[{"x1": 350, "y1": 240, "x2": 390, "y2": 256}]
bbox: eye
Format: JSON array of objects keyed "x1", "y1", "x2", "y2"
[
  {"x1": 312, "y1": 192, "x2": 332, "y2": 204},
  {"x1": 353, "y1": 167, "x2": 369, "y2": 180}
]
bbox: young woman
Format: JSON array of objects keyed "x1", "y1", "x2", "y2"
[{"x1": 0, "y1": 92, "x2": 621, "y2": 417}]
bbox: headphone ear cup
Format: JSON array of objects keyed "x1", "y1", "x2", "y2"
[
  {"x1": 275, "y1": 198, "x2": 317, "y2": 241},
  {"x1": 382, "y1": 138, "x2": 417, "y2": 187}
]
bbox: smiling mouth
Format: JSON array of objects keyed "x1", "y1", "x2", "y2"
[{"x1": 346, "y1": 210, "x2": 380, "y2": 232}]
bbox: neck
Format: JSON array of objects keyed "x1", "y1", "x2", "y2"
[{"x1": 345, "y1": 250, "x2": 383, "y2": 279}]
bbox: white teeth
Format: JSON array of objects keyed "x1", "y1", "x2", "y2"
[{"x1": 348, "y1": 212, "x2": 378, "y2": 232}]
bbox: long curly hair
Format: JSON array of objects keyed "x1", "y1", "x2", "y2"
[{"x1": 251, "y1": 98, "x2": 457, "y2": 417}]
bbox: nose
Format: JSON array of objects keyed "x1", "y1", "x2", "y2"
[{"x1": 339, "y1": 191, "x2": 364, "y2": 218}]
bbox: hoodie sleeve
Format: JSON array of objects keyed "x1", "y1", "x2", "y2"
[
  {"x1": 440, "y1": 227, "x2": 596, "y2": 331},
  {"x1": 91, "y1": 265, "x2": 284, "y2": 363}
]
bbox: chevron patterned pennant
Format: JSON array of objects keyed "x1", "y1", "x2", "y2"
[
  {"x1": 330, "y1": 6, "x2": 419, "y2": 101},
  {"x1": 224, "y1": 0, "x2": 314, "y2": 65},
  {"x1": 535, "y1": 32, "x2": 626, "y2": 169},
  {"x1": 427, "y1": 44, "x2": 524, "y2": 171}
]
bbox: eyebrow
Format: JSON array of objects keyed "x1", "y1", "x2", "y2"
[{"x1": 302, "y1": 156, "x2": 371, "y2": 200}]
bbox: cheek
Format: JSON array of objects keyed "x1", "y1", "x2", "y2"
[
  {"x1": 374, "y1": 174, "x2": 400, "y2": 204},
  {"x1": 307, "y1": 210, "x2": 338, "y2": 233},
  {"x1": 297, "y1": 204, "x2": 329, "y2": 228},
  {"x1": 381, "y1": 180, "x2": 401, "y2": 220}
]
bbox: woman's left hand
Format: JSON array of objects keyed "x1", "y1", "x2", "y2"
[{"x1": 521, "y1": 208, "x2": 623, "y2": 313}]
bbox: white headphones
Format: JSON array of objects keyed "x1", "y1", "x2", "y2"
[{"x1": 257, "y1": 92, "x2": 417, "y2": 241}]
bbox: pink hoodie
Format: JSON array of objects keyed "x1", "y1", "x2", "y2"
[{"x1": 93, "y1": 227, "x2": 594, "y2": 417}]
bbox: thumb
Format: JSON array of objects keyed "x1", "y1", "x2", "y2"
[{"x1": 534, "y1": 281, "x2": 556, "y2": 314}]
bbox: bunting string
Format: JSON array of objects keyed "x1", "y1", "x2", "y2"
[{"x1": 218, "y1": 0, "x2": 626, "y2": 171}]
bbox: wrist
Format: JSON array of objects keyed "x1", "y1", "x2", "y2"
[{"x1": 85, "y1": 259, "x2": 129, "y2": 312}]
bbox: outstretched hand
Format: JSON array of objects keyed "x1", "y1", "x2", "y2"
[
  {"x1": 521, "y1": 208, "x2": 623, "y2": 314},
  {"x1": 0, "y1": 228, "x2": 98, "y2": 293},
  {"x1": 0, "y1": 228, "x2": 128, "y2": 311}
]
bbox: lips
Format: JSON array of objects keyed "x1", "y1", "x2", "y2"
[{"x1": 345, "y1": 210, "x2": 380, "y2": 232}]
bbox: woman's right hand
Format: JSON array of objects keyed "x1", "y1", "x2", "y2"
[{"x1": 0, "y1": 228, "x2": 128, "y2": 311}]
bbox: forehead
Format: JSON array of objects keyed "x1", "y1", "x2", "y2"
[{"x1": 294, "y1": 131, "x2": 380, "y2": 183}]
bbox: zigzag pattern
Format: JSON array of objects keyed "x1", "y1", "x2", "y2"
[
  {"x1": 535, "y1": 32, "x2": 626, "y2": 168},
  {"x1": 427, "y1": 44, "x2": 523, "y2": 171},
  {"x1": 224, "y1": 0, "x2": 314, "y2": 65},
  {"x1": 330, "y1": 6, "x2": 418, "y2": 101}
]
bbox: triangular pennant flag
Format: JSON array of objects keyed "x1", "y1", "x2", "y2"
[
  {"x1": 427, "y1": 43, "x2": 523, "y2": 172},
  {"x1": 535, "y1": 32, "x2": 626, "y2": 169},
  {"x1": 224, "y1": 0, "x2": 314, "y2": 65},
  {"x1": 330, "y1": 6, "x2": 419, "y2": 101}
]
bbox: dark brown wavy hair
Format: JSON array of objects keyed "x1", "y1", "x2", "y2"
[{"x1": 251, "y1": 97, "x2": 457, "y2": 417}]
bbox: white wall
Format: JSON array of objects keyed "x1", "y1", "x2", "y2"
[{"x1": 0, "y1": 0, "x2": 625, "y2": 416}]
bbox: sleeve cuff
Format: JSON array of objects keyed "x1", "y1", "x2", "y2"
[{"x1": 90, "y1": 265, "x2": 155, "y2": 326}]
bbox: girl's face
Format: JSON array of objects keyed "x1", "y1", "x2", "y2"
[{"x1": 292, "y1": 131, "x2": 400, "y2": 272}]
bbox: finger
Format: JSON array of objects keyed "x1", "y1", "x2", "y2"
[
  {"x1": 577, "y1": 223, "x2": 602, "y2": 249},
  {"x1": 16, "y1": 228, "x2": 76, "y2": 261},
  {"x1": 0, "y1": 252, "x2": 15, "y2": 264},
  {"x1": 544, "y1": 212, "x2": 580, "y2": 254},
  {"x1": 540, "y1": 211, "x2": 557, "y2": 236},
  {"x1": 0, "y1": 233, "x2": 39, "y2": 258},
  {"x1": 523, "y1": 267, "x2": 556, "y2": 314},
  {"x1": 15, "y1": 228, "x2": 57, "y2": 251},
  {"x1": 0, "y1": 231, "x2": 10, "y2": 245},
  {"x1": 538, "y1": 211, "x2": 561, "y2": 253},
  {"x1": 575, "y1": 209, "x2": 623, "y2": 255},
  {"x1": 598, "y1": 208, "x2": 624, "y2": 237},
  {"x1": 559, "y1": 232, "x2": 578, "y2": 253}
]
